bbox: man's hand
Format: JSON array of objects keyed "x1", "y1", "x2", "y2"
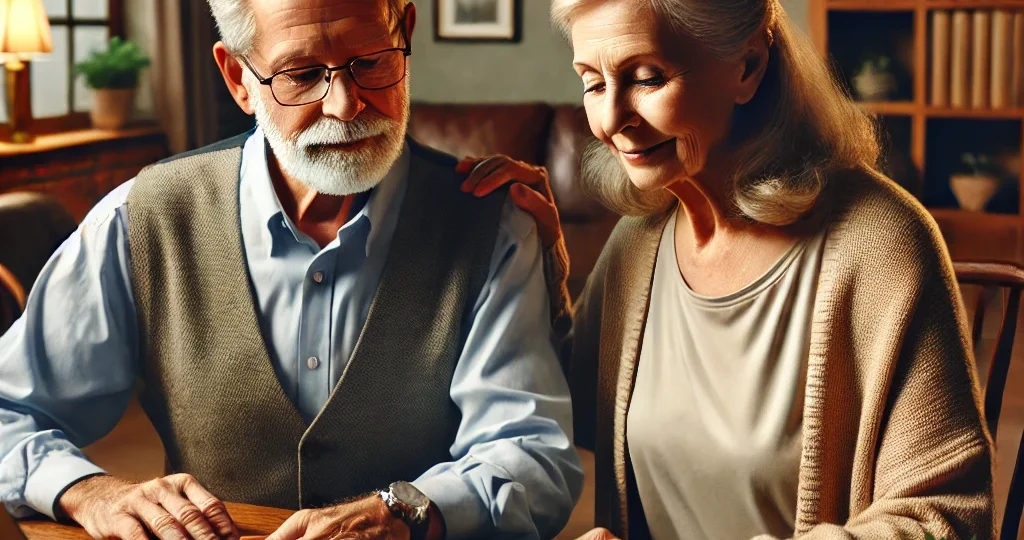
[
  {"x1": 576, "y1": 527, "x2": 621, "y2": 540},
  {"x1": 265, "y1": 496, "x2": 410, "y2": 540},
  {"x1": 58, "y1": 473, "x2": 239, "y2": 540}
]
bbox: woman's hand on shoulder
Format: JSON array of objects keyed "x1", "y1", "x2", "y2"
[
  {"x1": 458, "y1": 154, "x2": 573, "y2": 330},
  {"x1": 457, "y1": 155, "x2": 562, "y2": 249}
]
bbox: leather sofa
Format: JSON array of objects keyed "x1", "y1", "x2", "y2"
[{"x1": 408, "y1": 102, "x2": 618, "y2": 299}]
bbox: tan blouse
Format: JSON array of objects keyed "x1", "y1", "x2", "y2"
[{"x1": 628, "y1": 210, "x2": 824, "y2": 539}]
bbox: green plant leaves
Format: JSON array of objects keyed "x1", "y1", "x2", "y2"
[{"x1": 74, "y1": 36, "x2": 151, "y2": 89}]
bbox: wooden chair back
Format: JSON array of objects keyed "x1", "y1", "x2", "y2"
[
  {"x1": 954, "y1": 261, "x2": 1024, "y2": 540},
  {"x1": 0, "y1": 262, "x2": 25, "y2": 335}
]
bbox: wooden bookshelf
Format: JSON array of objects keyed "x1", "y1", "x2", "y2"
[{"x1": 811, "y1": 0, "x2": 1024, "y2": 240}]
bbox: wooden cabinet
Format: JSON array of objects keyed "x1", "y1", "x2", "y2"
[{"x1": 0, "y1": 126, "x2": 169, "y2": 221}]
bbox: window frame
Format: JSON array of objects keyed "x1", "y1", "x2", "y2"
[{"x1": 0, "y1": 0, "x2": 124, "y2": 139}]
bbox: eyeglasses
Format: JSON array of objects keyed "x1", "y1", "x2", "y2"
[{"x1": 239, "y1": 35, "x2": 411, "y2": 107}]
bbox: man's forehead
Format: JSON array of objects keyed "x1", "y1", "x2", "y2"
[{"x1": 252, "y1": 0, "x2": 392, "y2": 49}]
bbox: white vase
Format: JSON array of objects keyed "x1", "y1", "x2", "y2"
[
  {"x1": 950, "y1": 173, "x2": 1001, "y2": 211},
  {"x1": 853, "y1": 67, "x2": 897, "y2": 102},
  {"x1": 90, "y1": 88, "x2": 136, "y2": 130}
]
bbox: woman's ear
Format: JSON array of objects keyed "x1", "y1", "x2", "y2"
[{"x1": 735, "y1": 33, "x2": 771, "y2": 105}]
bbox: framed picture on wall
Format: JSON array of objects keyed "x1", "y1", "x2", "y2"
[{"x1": 434, "y1": 0, "x2": 521, "y2": 42}]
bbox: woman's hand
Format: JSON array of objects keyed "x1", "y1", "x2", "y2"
[
  {"x1": 457, "y1": 156, "x2": 562, "y2": 249},
  {"x1": 458, "y1": 155, "x2": 573, "y2": 335},
  {"x1": 576, "y1": 527, "x2": 621, "y2": 540}
]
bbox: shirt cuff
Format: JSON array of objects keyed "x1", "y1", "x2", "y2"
[
  {"x1": 24, "y1": 452, "x2": 107, "y2": 520},
  {"x1": 412, "y1": 471, "x2": 488, "y2": 540}
]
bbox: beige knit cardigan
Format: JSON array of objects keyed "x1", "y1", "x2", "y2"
[{"x1": 564, "y1": 167, "x2": 995, "y2": 539}]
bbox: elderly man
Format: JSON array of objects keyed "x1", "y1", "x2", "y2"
[{"x1": 0, "y1": 0, "x2": 581, "y2": 538}]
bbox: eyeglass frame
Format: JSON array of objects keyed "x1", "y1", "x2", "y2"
[{"x1": 237, "y1": 21, "x2": 412, "y2": 107}]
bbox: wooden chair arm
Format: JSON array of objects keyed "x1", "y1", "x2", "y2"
[{"x1": 0, "y1": 262, "x2": 26, "y2": 311}]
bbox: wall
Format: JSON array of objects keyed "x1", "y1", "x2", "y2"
[{"x1": 409, "y1": 1, "x2": 579, "y2": 104}]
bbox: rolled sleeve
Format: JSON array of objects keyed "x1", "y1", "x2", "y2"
[{"x1": 21, "y1": 439, "x2": 106, "y2": 519}]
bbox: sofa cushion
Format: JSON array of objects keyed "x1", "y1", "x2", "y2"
[
  {"x1": 409, "y1": 103, "x2": 554, "y2": 166},
  {"x1": 546, "y1": 106, "x2": 612, "y2": 223}
]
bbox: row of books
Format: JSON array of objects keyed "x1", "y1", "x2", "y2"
[{"x1": 930, "y1": 9, "x2": 1024, "y2": 109}]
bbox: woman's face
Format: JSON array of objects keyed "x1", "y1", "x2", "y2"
[{"x1": 571, "y1": 0, "x2": 756, "y2": 192}]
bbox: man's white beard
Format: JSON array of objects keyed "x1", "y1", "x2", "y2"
[{"x1": 244, "y1": 73, "x2": 410, "y2": 196}]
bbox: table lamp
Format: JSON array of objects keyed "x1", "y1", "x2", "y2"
[{"x1": 1, "y1": 0, "x2": 52, "y2": 143}]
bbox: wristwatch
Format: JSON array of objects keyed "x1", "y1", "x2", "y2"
[{"x1": 380, "y1": 481, "x2": 431, "y2": 539}]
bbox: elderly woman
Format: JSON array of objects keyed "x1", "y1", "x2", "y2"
[{"x1": 461, "y1": 0, "x2": 995, "y2": 538}]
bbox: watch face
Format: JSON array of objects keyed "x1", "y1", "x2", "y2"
[{"x1": 393, "y1": 481, "x2": 429, "y2": 508}]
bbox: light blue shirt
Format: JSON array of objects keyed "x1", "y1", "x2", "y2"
[{"x1": 0, "y1": 129, "x2": 582, "y2": 539}]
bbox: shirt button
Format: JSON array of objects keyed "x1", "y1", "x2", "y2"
[
  {"x1": 307, "y1": 356, "x2": 320, "y2": 370},
  {"x1": 312, "y1": 271, "x2": 324, "y2": 284}
]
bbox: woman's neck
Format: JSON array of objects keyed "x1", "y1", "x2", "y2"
[{"x1": 667, "y1": 165, "x2": 799, "y2": 297}]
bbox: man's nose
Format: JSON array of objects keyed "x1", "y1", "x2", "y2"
[{"x1": 320, "y1": 70, "x2": 366, "y2": 122}]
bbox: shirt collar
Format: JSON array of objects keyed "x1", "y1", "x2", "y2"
[{"x1": 241, "y1": 127, "x2": 410, "y2": 257}]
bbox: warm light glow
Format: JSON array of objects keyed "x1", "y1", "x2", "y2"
[{"x1": 0, "y1": 0, "x2": 53, "y2": 57}]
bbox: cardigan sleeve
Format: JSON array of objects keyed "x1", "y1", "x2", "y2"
[
  {"x1": 753, "y1": 238, "x2": 995, "y2": 540},
  {"x1": 564, "y1": 233, "x2": 619, "y2": 452}
]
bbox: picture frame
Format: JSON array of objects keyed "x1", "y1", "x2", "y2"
[{"x1": 434, "y1": 0, "x2": 521, "y2": 43}]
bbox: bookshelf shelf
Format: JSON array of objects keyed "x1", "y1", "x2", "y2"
[
  {"x1": 828, "y1": 1, "x2": 1024, "y2": 9},
  {"x1": 812, "y1": 0, "x2": 1024, "y2": 218},
  {"x1": 925, "y1": 107, "x2": 1024, "y2": 119},
  {"x1": 924, "y1": 1, "x2": 1024, "y2": 10},
  {"x1": 827, "y1": 2, "x2": 914, "y2": 12},
  {"x1": 860, "y1": 101, "x2": 918, "y2": 115}
]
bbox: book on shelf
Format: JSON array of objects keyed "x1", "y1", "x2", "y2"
[
  {"x1": 991, "y1": 10, "x2": 1013, "y2": 109},
  {"x1": 931, "y1": 9, "x2": 951, "y2": 107},
  {"x1": 1014, "y1": 12, "x2": 1024, "y2": 107},
  {"x1": 951, "y1": 10, "x2": 972, "y2": 108},
  {"x1": 971, "y1": 10, "x2": 991, "y2": 109}
]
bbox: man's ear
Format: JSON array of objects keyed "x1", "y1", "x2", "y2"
[
  {"x1": 213, "y1": 41, "x2": 255, "y2": 115},
  {"x1": 735, "y1": 33, "x2": 770, "y2": 105},
  {"x1": 403, "y1": 2, "x2": 417, "y2": 45}
]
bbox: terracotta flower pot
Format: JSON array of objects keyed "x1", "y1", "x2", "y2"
[
  {"x1": 950, "y1": 173, "x2": 1001, "y2": 212},
  {"x1": 90, "y1": 88, "x2": 136, "y2": 130}
]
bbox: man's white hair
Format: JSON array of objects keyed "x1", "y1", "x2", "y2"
[{"x1": 207, "y1": 0, "x2": 410, "y2": 54}]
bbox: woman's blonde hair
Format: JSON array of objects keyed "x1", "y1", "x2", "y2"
[{"x1": 553, "y1": 0, "x2": 880, "y2": 225}]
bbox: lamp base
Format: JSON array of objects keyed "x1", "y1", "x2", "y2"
[
  {"x1": 9, "y1": 130, "x2": 34, "y2": 144},
  {"x1": 4, "y1": 60, "x2": 35, "y2": 145}
]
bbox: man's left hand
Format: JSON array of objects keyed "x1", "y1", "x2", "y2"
[{"x1": 265, "y1": 496, "x2": 410, "y2": 540}]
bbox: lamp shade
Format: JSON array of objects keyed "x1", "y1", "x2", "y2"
[{"x1": 0, "y1": 0, "x2": 52, "y2": 56}]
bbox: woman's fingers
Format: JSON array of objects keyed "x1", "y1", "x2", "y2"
[
  {"x1": 460, "y1": 156, "x2": 508, "y2": 193},
  {"x1": 459, "y1": 155, "x2": 548, "y2": 194},
  {"x1": 455, "y1": 156, "x2": 480, "y2": 174},
  {"x1": 511, "y1": 184, "x2": 562, "y2": 248}
]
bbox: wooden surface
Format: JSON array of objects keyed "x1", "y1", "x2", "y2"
[
  {"x1": 0, "y1": 126, "x2": 164, "y2": 157},
  {"x1": 0, "y1": 125, "x2": 168, "y2": 221},
  {"x1": 14, "y1": 448, "x2": 596, "y2": 539},
  {"x1": 17, "y1": 502, "x2": 293, "y2": 540}
]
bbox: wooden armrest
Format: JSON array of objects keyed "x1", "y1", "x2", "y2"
[{"x1": 0, "y1": 262, "x2": 26, "y2": 310}]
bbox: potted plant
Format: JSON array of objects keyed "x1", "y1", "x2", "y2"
[
  {"x1": 950, "y1": 152, "x2": 1003, "y2": 212},
  {"x1": 74, "y1": 36, "x2": 151, "y2": 130},
  {"x1": 852, "y1": 55, "x2": 897, "y2": 102}
]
